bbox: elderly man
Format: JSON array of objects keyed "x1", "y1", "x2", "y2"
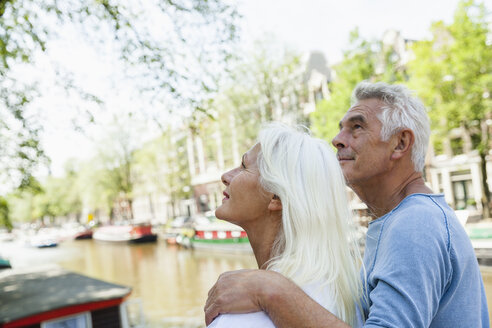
[{"x1": 205, "y1": 82, "x2": 489, "y2": 327}]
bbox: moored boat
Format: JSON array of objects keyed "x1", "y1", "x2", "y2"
[
  {"x1": 93, "y1": 223, "x2": 157, "y2": 243},
  {"x1": 0, "y1": 256, "x2": 10, "y2": 270},
  {"x1": 74, "y1": 229, "x2": 93, "y2": 240},
  {"x1": 61, "y1": 223, "x2": 94, "y2": 240},
  {"x1": 29, "y1": 235, "x2": 58, "y2": 248},
  {"x1": 26, "y1": 227, "x2": 61, "y2": 248},
  {"x1": 0, "y1": 267, "x2": 139, "y2": 328},
  {"x1": 180, "y1": 221, "x2": 252, "y2": 253}
]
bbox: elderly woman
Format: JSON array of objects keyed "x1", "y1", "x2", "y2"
[{"x1": 207, "y1": 123, "x2": 364, "y2": 327}]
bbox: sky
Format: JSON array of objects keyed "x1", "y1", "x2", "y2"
[
  {"x1": 34, "y1": 0, "x2": 491, "y2": 177},
  {"x1": 238, "y1": 0, "x2": 488, "y2": 64}
]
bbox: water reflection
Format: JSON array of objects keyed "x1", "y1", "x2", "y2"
[{"x1": 3, "y1": 239, "x2": 492, "y2": 327}]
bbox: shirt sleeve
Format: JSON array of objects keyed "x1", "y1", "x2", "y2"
[{"x1": 364, "y1": 213, "x2": 452, "y2": 328}]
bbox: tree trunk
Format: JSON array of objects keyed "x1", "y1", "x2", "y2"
[
  {"x1": 148, "y1": 194, "x2": 155, "y2": 220},
  {"x1": 479, "y1": 151, "x2": 490, "y2": 219},
  {"x1": 128, "y1": 198, "x2": 134, "y2": 220},
  {"x1": 480, "y1": 119, "x2": 491, "y2": 219},
  {"x1": 171, "y1": 198, "x2": 176, "y2": 219}
]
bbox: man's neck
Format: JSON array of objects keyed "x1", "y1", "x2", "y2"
[{"x1": 351, "y1": 171, "x2": 433, "y2": 219}]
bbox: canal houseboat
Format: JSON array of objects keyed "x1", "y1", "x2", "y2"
[
  {"x1": 93, "y1": 223, "x2": 157, "y2": 243},
  {"x1": 178, "y1": 221, "x2": 252, "y2": 253},
  {"x1": 0, "y1": 267, "x2": 138, "y2": 328}
]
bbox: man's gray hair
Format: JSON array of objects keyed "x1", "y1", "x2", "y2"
[{"x1": 352, "y1": 81, "x2": 430, "y2": 172}]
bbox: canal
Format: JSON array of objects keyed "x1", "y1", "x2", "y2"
[
  {"x1": 2, "y1": 239, "x2": 256, "y2": 327},
  {"x1": 3, "y1": 239, "x2": 492, "y2": 327}
]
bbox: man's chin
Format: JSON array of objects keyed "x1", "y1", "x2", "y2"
[{"x1": 341, "y1": 171, "x2": 356, "y2": 184}]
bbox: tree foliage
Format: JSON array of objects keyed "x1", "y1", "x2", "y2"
[
  {"x1": 0, "y1": 196, "x2": 12, "y2": 231},
  {"x1": 0, "y1": 0, "x2": 239, "y2": 189},
  {"x1": 311, "y1": 27, "x2": 415, "y2": 143},
  {"x1": 408, "y1": 0, "x2": 491, "y2": 141},
  {"x1": 408, "y1": 0, "x2": 491, "y2": 213},
  {"x1": 133, "y1": 129, "x2": 191, "y2": 219},
  {"x1": 210, "y1": 41, "x2": 310, "y2": 163},
  {"x1": 310, "y1": 29, "x2": 379, "y2": 143}
]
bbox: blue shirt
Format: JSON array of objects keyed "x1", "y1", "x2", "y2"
[{"x1": 363, "y1": 194, "x2": 489, "y2": 327}]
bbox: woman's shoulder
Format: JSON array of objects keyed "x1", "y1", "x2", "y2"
[
  {"x1": 208, "y1": 311, "x2": 276, "y2": 328},
  {"x1": 208, "y1": 280, "x2": 337, "y2": 328},
  {"x1": 301, "y1": 281, "x2": 338, "y2": 315}
]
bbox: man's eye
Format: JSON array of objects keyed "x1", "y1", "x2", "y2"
[
  {"x1": 353, "y1": 124, "x2": 362, "y2": 129},
  {"x1": 241, "y1": 162, "x2": 246, "y2": 169}
]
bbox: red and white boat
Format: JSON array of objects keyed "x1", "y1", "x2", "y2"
[
  {"x1": 178, "y1": 220, "x2": 252, "y2": 253},
  {"x1": 93, "y1": 223, "x2": 157, "y2": 243}
]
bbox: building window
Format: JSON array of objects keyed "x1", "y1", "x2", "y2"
[
  {"x1": 451, "y1": 169, "x2": 475, "y2": 210},
  {"x1": 314, "y1": 88, "x2": 324, "y2": 103},
  {"x1": 42, "y1": 313, "x2": 91, "y2": 328},
  {"x1": 450, "y1": 138, "x2": 464, "y2": 155},
  {"x1": 433, "y1": 139, "x2": 444, "y2": 155},
  {"x1": 436, "y1": 172, "x2": 444, "y2": 193},
  {"x1": 472, "y1": 133, "x2": 481, "y2": 150}
]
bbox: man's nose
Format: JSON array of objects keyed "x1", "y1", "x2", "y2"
[{"x1": 332, "y1": 131, "x2": 346, "y2": 149}]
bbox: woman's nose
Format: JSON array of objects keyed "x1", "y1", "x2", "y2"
[{"x1": 221, "y1": 169, "x2": 235, "y2": 186}]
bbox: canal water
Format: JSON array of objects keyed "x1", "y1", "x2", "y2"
[
  {"x1": 2, "y1": 239, "x2": 256, "y2": 327},
  {"x1": 3, "y1": 239, "x2": 492, "y2": 327}
]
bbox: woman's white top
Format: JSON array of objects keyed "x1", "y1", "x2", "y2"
[{"x1": 207, "y1": 280, "x2": 338, "y2": 328}]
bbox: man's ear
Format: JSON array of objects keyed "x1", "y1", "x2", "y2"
[
  {"x1": 268, "y1": 195, "x2": 282, "y2": 212},
  {"x1": 391, "y1": 129, "x2": 414, "y2": 161}
]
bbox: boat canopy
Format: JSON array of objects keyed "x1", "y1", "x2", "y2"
[{"x1": 0, "y1": 267, "x2": 131, "y2": 326}]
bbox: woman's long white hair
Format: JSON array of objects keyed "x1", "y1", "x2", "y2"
[{"x1": 257, "y1": 122, "x2": 364, "y2": 327}]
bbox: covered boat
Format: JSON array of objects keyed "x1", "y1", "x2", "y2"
[{"x1": 0, "y1": 267, "x2": 136, "y2": 328}]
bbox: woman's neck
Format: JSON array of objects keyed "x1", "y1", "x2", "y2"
[{"x1": 242, "y1": 214, "x2": 281, "y2": 269}]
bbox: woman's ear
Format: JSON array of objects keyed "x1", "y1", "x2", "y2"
[
  {"x1": 268, "y1": 195, "x2": 282, "y2": 212},
  {"x1": 391, "y1": 129, "x2": 414, "y2": 161}
]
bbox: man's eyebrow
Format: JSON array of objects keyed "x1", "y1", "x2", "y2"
[
  {"x1": 339, "y1": 114, "x2": 367, "y2": 129},
  {"x1": 348, "y1": 114, "x2": 366, "y2": 124}
]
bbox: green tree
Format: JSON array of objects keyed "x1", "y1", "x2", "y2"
[
  {"x1": 0, "y1": 197, "x2": 12, "y2": 231},
  {"x1": 133, "y1": 129, "x2": 191, "y2": 220},
  {"x1": 408, "y1": 0, "x2": 492, "y2": 216},
  {"x1": 310, "y1": 29, "x2": 378, "y2": 143},
  {"x1": 7, "y1": 176, "x2": 43, "y2": 223},
  {"x1": 30, "y1": 168, "x2": 83, "y2": 222},
  {"x1": 77, "y1": 161, "x2": 116, "y2": 222},
  {"x1": 90, "y1": 116, "x2": 142, "y2": 221},
  {"x1": 0, "y1": 0, "x2": 239, "y2": 189},
  {"x1": 212, "y1": 41, "x2": 310, "y2": 166},
  {"x1": 311, "y1": 28, "x2": 411, "y2": 143}
]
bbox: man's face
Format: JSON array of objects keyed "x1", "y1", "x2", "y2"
[{"x1": 332, "y1": 98, "x2": 394, "y2": 186}]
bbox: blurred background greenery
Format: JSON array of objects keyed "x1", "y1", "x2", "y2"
[{"x1": 0, "y1": 0, "x2": 490, "y2": 228}]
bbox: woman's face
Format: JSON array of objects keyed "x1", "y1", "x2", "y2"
[{"x1": 215, "y1": 143, "x2": 274, "y2": 227}]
